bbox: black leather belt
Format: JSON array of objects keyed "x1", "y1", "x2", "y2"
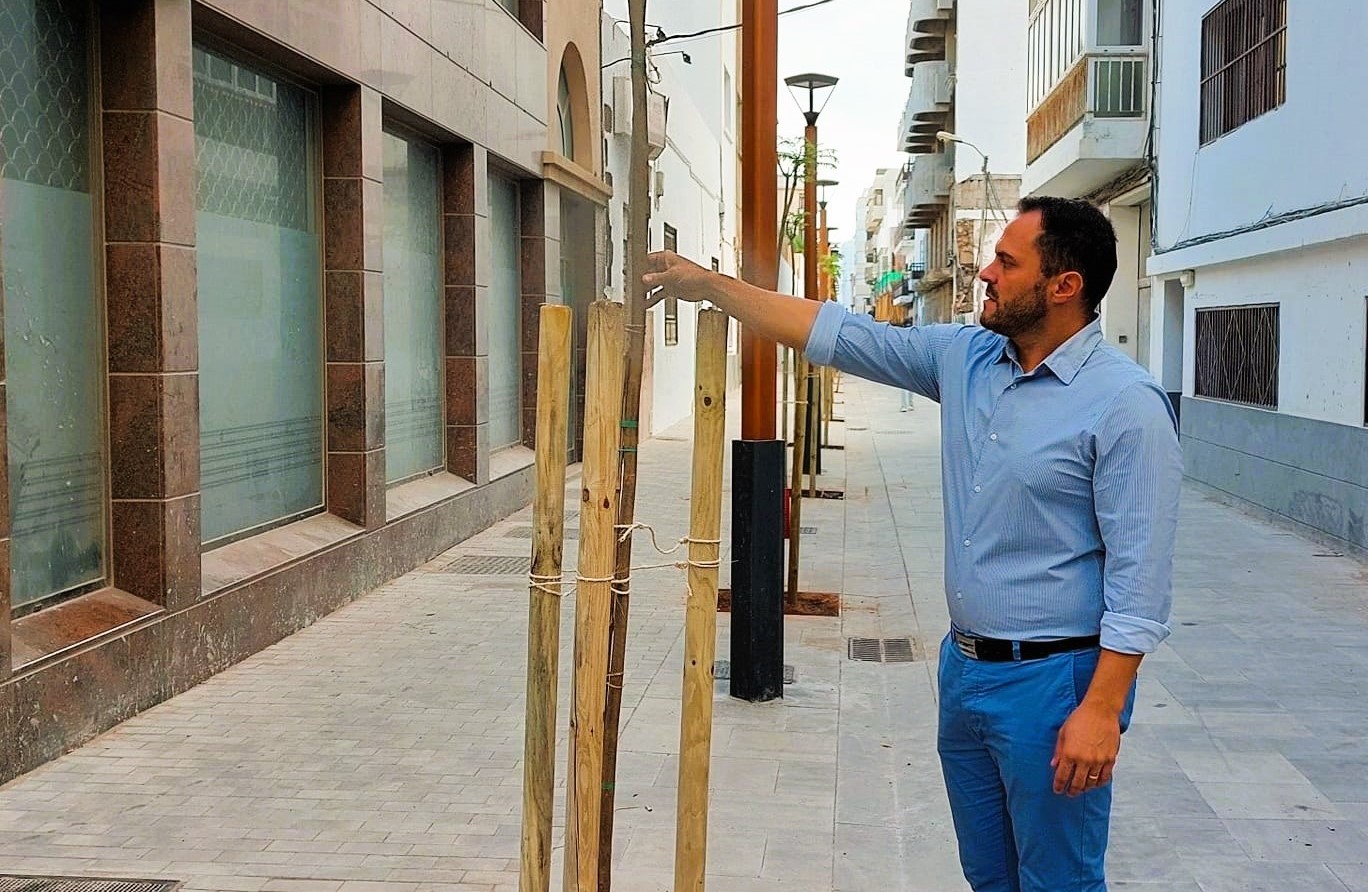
[{"x1": 953, "y1": 629, "x2": 1100, "y2": 662}]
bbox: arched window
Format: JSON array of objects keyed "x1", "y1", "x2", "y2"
[{"x1": 557, "y1": 67, "x2": 576, "y2": 160}]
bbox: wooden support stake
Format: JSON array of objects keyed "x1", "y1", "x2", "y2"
[
  {"x1": 673, "y1": 309, "x2": 729, "y2": 892},
  {"x1": 806, "y1": 367, "x2": 819, "y2": 499},
  {"x1": 519, "y1": 305, "x2": 573, "y2": 892},
  {"x1": 781, "y1": 346, "x2": 790, "y2": 443},
  {"x1": 786, "y1": 353, "x2": 808, "y2": 602},
  {"x1": 565, "y1": 300, "x2": 626, "y2": 892}
]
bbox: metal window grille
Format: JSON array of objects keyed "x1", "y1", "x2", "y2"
[
  {"x1": 663, "y1": 224, "x2": 679, "y2": 346},
  {"x1": 1200, "y1": 0, "x2": 1287, "y2": 144},
  {"x1": 1194, "y1": 305, "x2": 1279, "y2": 409}
]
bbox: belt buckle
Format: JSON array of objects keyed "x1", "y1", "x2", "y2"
[{"x1": 954, "y1": 631, "x2": 978, "y2": 660}]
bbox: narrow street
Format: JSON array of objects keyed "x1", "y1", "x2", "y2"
[{"x1": 1, "y1": 377, "x2": 1367, "y2": 891}]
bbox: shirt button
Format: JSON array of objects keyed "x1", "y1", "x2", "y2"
[
  {"x1": 955, "y1": 591, "x2": 963, "y2": 600},
  {"x1": 990, "y1": 433, "x2": 998, "y2": 441},
  {"x1": 963, "y1": 539, "x2": 972, "y2": 547},
  {"x1": 1010, "y1": 384, "x2": 1017, "y2": 390},
  {"x1": 973, "y1": 485, "x2": 982, "y2": 493}
]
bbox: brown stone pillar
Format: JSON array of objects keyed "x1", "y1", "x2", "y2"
[
  {"x1": 443, "y1": 144, "x2": 491, "y2": 485},
  {"x1": 520, "y1": 181, "x2": 555, "y2": 451},
  {"x1": 100, "y1": 0, "x2": 201, "y2": 611},
  {"x1": 321, "y1": 86, "x2": 386, "y2": 530}
]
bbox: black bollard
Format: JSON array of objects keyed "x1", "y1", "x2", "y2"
[{"x1": 730, "y1": 439, "x2": 785, "y2": 702}]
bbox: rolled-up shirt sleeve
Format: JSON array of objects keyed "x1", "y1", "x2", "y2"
[
  {"x1": 804, "y1": 301, "x2": 963, "y2": 402},
  {"x1": 1092, "y1": 381, "x2": 1184, "y2": 654}
]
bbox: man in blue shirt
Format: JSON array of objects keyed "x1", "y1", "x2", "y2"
[{"x1": 644, "y1": 196, "x2": 1183, "y2": 891}]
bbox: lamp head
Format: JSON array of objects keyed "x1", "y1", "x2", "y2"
[{"x1": 785, "y1": 72, "x2": 840, "y2": 124}]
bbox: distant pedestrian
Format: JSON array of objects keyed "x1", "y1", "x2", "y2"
[{"x1": 644, "y1": 196, "x2": 1183, "y2": 892}]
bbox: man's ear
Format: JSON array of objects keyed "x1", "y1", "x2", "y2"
[{"x1": 1049, "y1": 271, "x2": 1084, "y2": 306}]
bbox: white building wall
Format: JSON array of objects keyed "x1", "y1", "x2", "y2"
[
  {"x1": 952, "y1": 1, "x2": 1029, "y2": 183},
  {"x1": 1181, "y1": 238, "x2": 1368, "y2": 428},
  {"x1": 601, "y1": 10, "x2": 740, "y2": 436},
  {"x1": 1153, "y1": 2, "x2": 1368, "y2": 258}
]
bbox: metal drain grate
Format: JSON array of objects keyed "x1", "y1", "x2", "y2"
[
  {"x1": 713, "y1": 660, "x2": 796, "y2": 684},
  {"x1": 505, "y1": 526, "x2": 579, "y2": 540},
  {"x1": 848, "y1": 637, "x2": 924, "y2": 663},
  {"x1": 439, "y1": 555, "x2": 530, "y2": 575},
  {"x1": 0, "y1": 879, "x2": 181, "y2": 892}
]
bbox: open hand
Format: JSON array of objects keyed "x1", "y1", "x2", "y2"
[{"x1": 643, "y1": 251, "x2": 716, "y2": 308}]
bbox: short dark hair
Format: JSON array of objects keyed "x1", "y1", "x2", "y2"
[{"x1": 1017, "y1": 196, "x2": 1117, "y2": 313}]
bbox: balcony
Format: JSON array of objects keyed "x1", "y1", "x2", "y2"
[
  {"x1": 898, "y1": 60, "x2": 952, "y2": 154},
  {"x1": 1022, "y1": 0, "x2": 1149, "y2": 197},
  {"x1": 1022, "y1": 51, "x2": 1147, "y2": 196},
  {"x1": 903, "y1": 151, "x2": 952, "y2": 230},
  {"x1": 865, "y1": 200, "x2": 887, "y2": 235},
  {"x1": 905, "y1": 0, "x2": 954, "y2": 72}
]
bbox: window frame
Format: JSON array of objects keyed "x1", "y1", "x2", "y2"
[
  {"x1": 1193, "y1": 303, "x2": 1280, "y2": 410},
  {"x1": 380, "y1": 120, "x2": 447, "y2": 487},
  {"x1": 2, "y1": 0, "x2": 112, "y2": 616},
  {"x1": 1199, "y1": 0, "x2": 1287, "y2": 145},
  {"x1": 191, "y1": 37, "x2": 328, "y2": 551},
  {"x1": 663, "y1": 224, "x2": 679, "y2": 347}
]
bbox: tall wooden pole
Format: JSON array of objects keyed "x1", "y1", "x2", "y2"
[
  {"x1": 565, "y1": 301, "x2": 626, "y2": 892},
  {"x1": 598, "y1": 0, "x2": 651, "y2": 886},
  {"x1": 519, "y1": 305, "x2": 573, "y2": 892},
  {"x1": 787, "y1": 121, "x2": 820, "y2": 597},
  {"x1": 786, "y1": 351, "x2": 807, "y2": 602},
  {"x1": 741, "y1": 0, "x2": 779, "y2": 438},
  {"x1": 673, "y1": 309, "x2": 729, "y2": 892}
]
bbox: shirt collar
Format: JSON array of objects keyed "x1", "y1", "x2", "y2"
[{"x1": 994, "y1": 318, "x2": 1104, "y2": 385}]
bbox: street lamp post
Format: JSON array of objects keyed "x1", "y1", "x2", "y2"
[
  {"x1": 937, "y1": 130, "x2": 997, "y2": 322},
  {"x1": 783, "y1": 73, "x2": 836, "y2": 601}
]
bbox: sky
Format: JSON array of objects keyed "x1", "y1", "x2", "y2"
[
  {"x1": 777, "y1": 0, "x2": 912, "y2": 244},
  {"x1": 601, "y1": 0, "x2": 912, "y2": 271}
]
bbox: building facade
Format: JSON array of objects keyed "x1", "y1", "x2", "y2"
[
  {"x1": 0, "y1": 0, "x2": 603, "y2": 782},
  {"x1": 600, "y1": 2, "x2": 743, "y2": 436},
  {"x1": 1148, "y1": 0, "x2": 1368, "y2": 552},
  {"x1": 900, "y1": 0, "x2": 1027, "y2": 323},
  {"x1": 1021, "y1": 0, "x2": 1154, "y2": 370}
]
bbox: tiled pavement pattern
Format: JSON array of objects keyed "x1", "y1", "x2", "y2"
[{"x1": 0, "y1": 377, "x2": 1366, "y2": 891}]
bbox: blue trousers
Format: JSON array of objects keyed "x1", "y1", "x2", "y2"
[{"x1": 937, "y1": 634, "x2": 1136, "y2": 892}]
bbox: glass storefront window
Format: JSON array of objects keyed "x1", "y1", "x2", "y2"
[
  {"x1": 382, "y1": 130, "x2": 443, "y2": 484},
  {"x1": 487, "y1": 174, "x2": 522, "y2": 450},
  {"x1": 193, "y1": 44, "x2": 323, "y2": 545},
  {"x1": 0, "y1": 0, "x2": 106, "y2": 610}
]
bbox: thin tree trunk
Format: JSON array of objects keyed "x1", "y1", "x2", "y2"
[{"x1": 598, "y1": 0, "x2": 650, "y2": 888}]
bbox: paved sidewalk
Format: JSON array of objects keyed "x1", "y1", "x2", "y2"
[{"x1": 1, "y1": 376, "x2": 1367, "y2": 892}]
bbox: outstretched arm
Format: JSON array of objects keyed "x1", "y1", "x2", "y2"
[{"x1": 644, "y1": 251, "x2": 823, "y2": 350}]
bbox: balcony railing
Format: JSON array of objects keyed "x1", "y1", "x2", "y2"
[{"x1": 1027, "y1": 52, "x2": 1146, "y2": 163}]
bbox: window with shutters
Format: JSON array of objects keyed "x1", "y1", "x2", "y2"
[{"x1": 663, "y1": 224, "x2": 679, "y2": 346}]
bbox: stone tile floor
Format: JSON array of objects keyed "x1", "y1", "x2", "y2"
[{"x1": 0, "y1": 377, "x2": 1366, "y2": 891}]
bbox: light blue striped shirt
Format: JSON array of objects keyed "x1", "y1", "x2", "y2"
[{"x1": 806, "y1": 302, "x2": 1183, "y2": 654}]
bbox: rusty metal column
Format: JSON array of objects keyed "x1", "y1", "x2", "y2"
[
  {"x1": 731, "y1": 0, "x2": 785, "y2": 704},
  {"x1": 740, "y1": 0, "x2": 779, "y2": 436}
]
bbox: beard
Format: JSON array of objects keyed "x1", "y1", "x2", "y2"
[{"x1": 982, "y1": 281, "x2": 1049, "y2": 339}]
